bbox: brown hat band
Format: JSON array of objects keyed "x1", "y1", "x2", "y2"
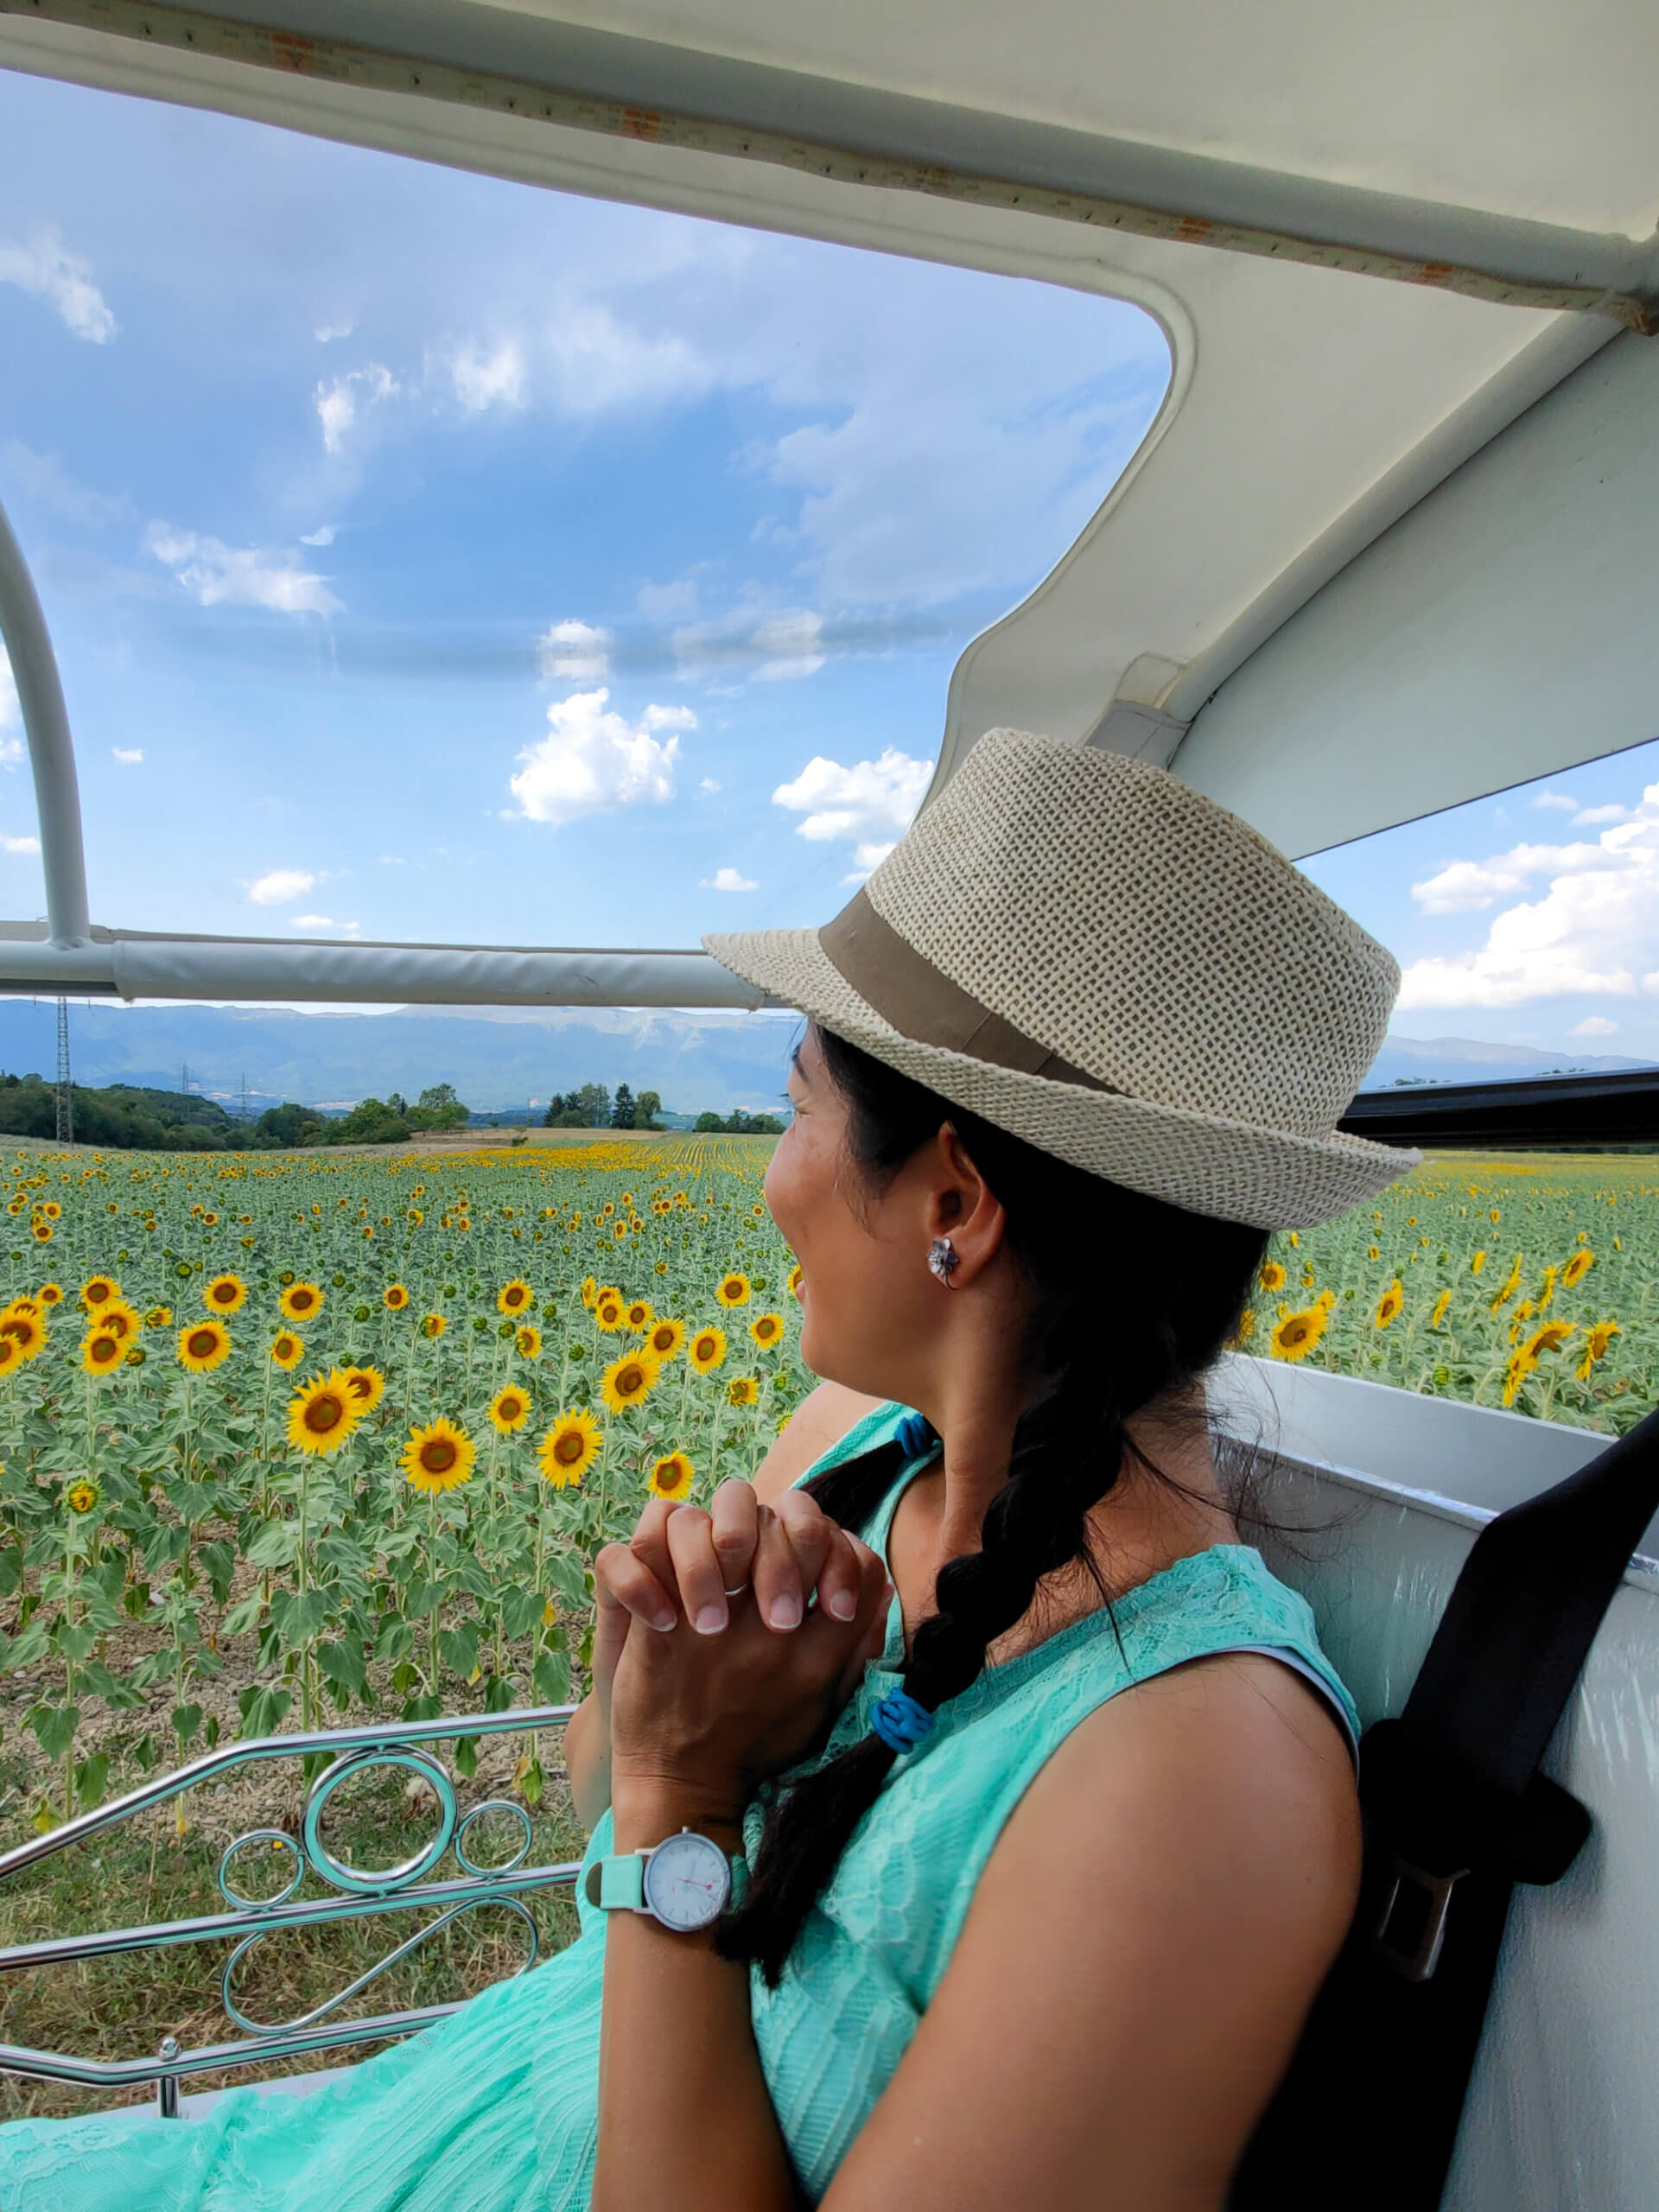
[{"x1": 817, "y1": 889, "x2": 1111, "y2": 1093}]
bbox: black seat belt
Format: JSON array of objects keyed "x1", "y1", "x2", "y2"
[{"x1": 1230, "y1": 1401, "x2": 1659, "y2": 2211}]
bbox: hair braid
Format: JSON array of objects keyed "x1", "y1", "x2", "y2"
[{"x1": 715, "y1": 1027, "x2": 1268, "y2": 1988}]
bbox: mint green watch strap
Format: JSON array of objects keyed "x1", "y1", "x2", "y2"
[{"x1": 595, "y1": 1851, "x2": 646, "y2": 1911}]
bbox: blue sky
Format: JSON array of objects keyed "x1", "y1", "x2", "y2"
[
  {"x1": 1, "y1": 68, "x2": 1656, "y2": 1070},
  {"x1": 0, "y1": 69, "x2": 1165, "y2": 947}
]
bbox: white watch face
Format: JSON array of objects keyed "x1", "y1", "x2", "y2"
[{"x1": 642, "y1": 1832, "x2": 732, "y2": 1931}]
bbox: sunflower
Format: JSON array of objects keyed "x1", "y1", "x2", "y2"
[
  {"x1": 625, "y1": 1299, "x2": 654, "y2": 1332},
  {"x1": 649, "y1": 1452, "x2": 695, "y2": 1503},
  {"x1": 1521, "y1": 1320, "x2": 1574, "y2": 1365},
  {"x1": 715, "y1": 1272, "x2": 752, "y2": 1308},
  {"x1": 341, "y1": 1364, "x2": 387, "y2": 1414},
  {"x1": 65, "y1": 1477, "x2": 101, "y2": 1516},
  {"x1": 270, "y1": 1332, "x2": 304, "y2": 1370},
  {"x1": 37, "y1": 1282, "x2": 63, "y2": 1306},
  {"x1": 81, "y1": 1328, "x2": 125, "y2": 1376},
  {"x1": 1471, "y1": 1250, "x2": 1487, "y2": 1274},
  {"x1": 601, "y1": 1349, "x2": 661, "y2": 1414},
  {"x1": 489, "y1": 1383, "x2": 532, "y2": 1433},
  {"x1": 39, "y1": 1201, "x2": 60, "y2": 1221},
  {"x1": 400, "y1": 1417, "x2": 476, "y2": 1494},
  {"x1": 96, "y1": 1300, "x2": 141, "y2": 1342},
  {"x1": 689, "y1": 1325, "x2": 727, "y2": 1375},
  {"x1": 1258, "y1": 1260, "x2": 1287, "y2": 1292},
  {"x1": 5, "y1": 1297, "x2": 41, "y2": 1319},
  {"x1": 204, "y1": 1273, "x2": 247, "y2": 1314},
  {"x1": 1488, "y1": 1255, "x2": 1523, "y2": 1313},
  {"x1": 0, "y1": 1311, "x2": 46, "y2": 1361},
  {"x1": 580, "y1": 1276, "x2": 598, "y2": 1309},
  {"x1": 79, "y1": 1275, "x2": 119, "y2": 1311},
  {"x1": 1430, "y1": 1289, "x2": 1452, "y2": 1329},
  {"x1": 506, "y1": 1323, "x2": 541, "y2": 1362},
  {"x1": 1367, "y1": 1244, "x2": 1381, "y2": 1262},
  {"x1": 177, "y1": 1319, "x2": 232, "y2": 1373},
  {"x1": 145, "y1": 1306, "x2": 172, "y2": 1328},
  {"x1": 29, "y1": 1221, "x2": 53, "y2": 1243},
  {"x1": 0, "y1": 1337, "x2": 19, "y2": 1379},
  {"x1": 1501, "y1": 1348, "x2": 1535, "y2": 1408},
  {"x1": 420, "y1": 1313, "x2": 447, "y2": 1339},
  {"x1": 1561, "y1": 1249, "x2": 1595, "y2": 1290},
  {"x1": 1575, "y1": 1319, "x2": 1621, "y2": 1382},
  {"x1": 787, "y1": 1263, "x2": 803, "y2": 1299},
  {"x1": 594, "y1": 1292, "x2": 626, "y2": 1332},
  {"x1": 645, "y1": 1317, "x2": 685, "y2": 1363},
  {"x1": 1270, "y1": 1306, "x2": 1327, "y2": 1363},
  {"x1": 1373, "y1": 1280, "x2": 1404, "y2": 1330},
  {"x1": 1315, "y1": 1289, "x2": 1338, "y2": 1312},
  {"x1": 748, "y1": 1312, "x2": 785, "y2": 1350},
  {"x1": 279, "y1": 1281, "x2": 323, "y2": 1324},
  {"x1": 286, "y1": 1370, "x2": 362, "y2": 1455},
  {"x1": 384, "y1": 1282, "x2": 410, "y2": 1312},
  {"x1": 538, "y1": 1409, "x2": 601, "y2": 1488},
  {"x1": 727, "y1": 1376, "x2": 760, "y2": 1408},
  {"x1": 497, "y1": 1279, "x2": 535, "y2": 1317}
]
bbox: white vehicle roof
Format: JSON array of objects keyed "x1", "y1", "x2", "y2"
[{"x1": 1, "y1": 0, "x2": 1655, "y2": 998}]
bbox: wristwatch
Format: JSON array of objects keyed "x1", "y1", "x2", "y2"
[{"x1": 583, "y1": 1827, "x2": 750, "y2": 1932}]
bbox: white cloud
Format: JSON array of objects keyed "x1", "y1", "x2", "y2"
[
  {"x1": 2, "y1": 835, "x2": 41, "y2": 855},
  {"x1": 112, "y1": 747, "x2": 143, "y2": 765},
  {"x1": 246, "y1": 868, "x2": 317, "y2": 906},
  {"x1": 1, "y1": 442, "x2": 127, "y2": 526},
  {"x1": 300, "y1": 524, "x2": 336, "y2": 547},
  {"x1": 1533, "y1": 789, "x2": 1579, "y2": 812},
  {"x1": 841, "y1": 839, "x2": 899, "y2": 884},
  {"x1": 638, "y1": 575, "x2": 701, "y2": 625},
  {"x1": 700, "y1": 778, "x2": 721, "y2": 793},
  {"x1": 752, "y1": 609, "x2": 825, "y2": 682},
  {"x1": 772, "y1": 747, "x2": 932, "y2": 851},
  {"x1": 0, "y1": 231, "x2": 116, "y2": 343},
  {"x1": 1410, "y1": 842, "x2": 1607, "y2": 915},
  {"x1": 1573, "y1": 803, "x2": 1632, "y2": 826},
  {"x1": 146, "y1": 523, "x2": 342, "y2": 617},
  {"x1": 314, "y1": 364, "x2": 397, "y2": 454},
  {"x1": 451, "y1": 337, "x2": 526, "y2": 414},
  {"x1": 1571, "y1": 1016, "x2": 1619, "y2": 1036},
  {"x1": 702, "y1": 866, "x2": 758, "y2": 891},
  {"x1": 0, "y1": 649, "x2": 17, "y2": 730},
  {"x1": 315, "y1": 321, "x2": 353, "y2": 344},
  {"x1": 508, "y1": 685, "x2": 693, "y2": 828},
  {"x1": 290, "y1": 914, "x2": 359, "y2": 932},
  {"x1": 1396, "y1": 782, "x2": 1659, "y2": 1010},
  {"x1": 537, "y1": 619, "x2": 611, "y2": 682},
  {"x1": 380, "y1": 854, "x2": 405, "y2": 865}
]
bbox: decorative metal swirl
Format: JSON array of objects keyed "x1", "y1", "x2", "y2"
[
  {"x1": 214, "y1": 1746, "x2": 546, "y2": 2038},
  {"x1": 0, "y1": 1702, "x2": 582, "y2": 2100}
]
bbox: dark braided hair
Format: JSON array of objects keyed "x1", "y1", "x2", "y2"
[{"x1": 716, "y1": 1025, "x2": 1271, "y2": 1986}]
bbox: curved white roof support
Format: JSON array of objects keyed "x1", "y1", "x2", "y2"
[{"x1": 0, "y1": 493, "x2": 90, "y2": 951}]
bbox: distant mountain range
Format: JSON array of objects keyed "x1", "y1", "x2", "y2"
[
  {"x1": 0, "y1": 1000, "x2": 1649, "y2": 1120},
  {"x1": 0, "y1": 1001, "x2": 804, "y2": 1120},
  {"x1": 1358, "y1": 1035, "x2": 1656, "y2": 1090}
]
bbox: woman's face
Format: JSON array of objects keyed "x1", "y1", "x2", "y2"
[{"x1": 764, "y1": 1028, "x2": 941, "y2": 1402}]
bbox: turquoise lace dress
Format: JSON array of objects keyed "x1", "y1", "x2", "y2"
[{"x1": 0, "y1": 1401, "x2": 1357, "y2": 2211}]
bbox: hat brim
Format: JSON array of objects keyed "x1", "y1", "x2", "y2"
[{"x1": 705, "y1": 925, "x2": 1421, "y2": 1230}]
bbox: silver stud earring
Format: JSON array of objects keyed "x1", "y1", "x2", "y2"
[{"x1": 927, "y1": 1236, "x2": 960, "y2": 1284}]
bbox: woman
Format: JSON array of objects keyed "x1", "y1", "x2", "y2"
[{"x1": 0, "y1": 728, "x2": 1416, "y2": 2210}]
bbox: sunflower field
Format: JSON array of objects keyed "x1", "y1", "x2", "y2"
[
  {"x1": 0, "y1": 1136, "x2": 809, "y2": 1831},
  {"x1": 1236, "y1": 1150, "x2": 1655, "y2": 1433},
  {"x1": 0, "y1": 1135, "x2": 1650, "y2": 1836}
]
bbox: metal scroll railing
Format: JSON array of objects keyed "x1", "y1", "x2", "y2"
[{"x1": 0, "y1": 1705, "x2": 580, "y2": 2115}]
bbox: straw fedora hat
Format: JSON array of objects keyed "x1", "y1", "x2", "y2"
[{"x1": 704, "y1": 728, "x2": 1420, "y2": 1229}]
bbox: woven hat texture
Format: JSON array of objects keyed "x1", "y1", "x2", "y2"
[{"x1": 706, "y1": 729, "x2": 1420, "y2": 1229}]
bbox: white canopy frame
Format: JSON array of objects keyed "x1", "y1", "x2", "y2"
[{"x1": 0, "y1": 0, "x2": 1655, "y2": 1005}]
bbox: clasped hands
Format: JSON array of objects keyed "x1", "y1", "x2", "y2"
[{"x1": 594, "y1": 1481, "x2": 895, "y2": 1824}]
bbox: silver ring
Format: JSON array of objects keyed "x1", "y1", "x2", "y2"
[{"x1": 723, "y1": 1583, "x2": 748, "y2": 1597}]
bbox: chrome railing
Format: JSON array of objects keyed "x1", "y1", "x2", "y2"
[{"x1": 0, "y1": 1706, "x2": 580, "y2": 2115}]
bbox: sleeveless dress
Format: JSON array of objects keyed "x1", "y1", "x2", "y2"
[{"x1": 0, "y1": 1400, "x2": 1358, "y2": 2211}]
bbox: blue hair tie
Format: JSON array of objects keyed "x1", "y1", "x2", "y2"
[
  {"x1": 894, "y1": 1411, "x2": 937, "y2": 1463},
  {"x1": 870, "y1": 1688, "x2": 934, "y2": 1756}
]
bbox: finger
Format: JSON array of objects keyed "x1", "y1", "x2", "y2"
[
  {"x1": 752, "y1": 1502, "x2": 807, "y2": 1632},
  {"x1": 807, "y1": 1522, "x2": 865, "y2": 1624},
  {"x1": 770, "y1": 1490, "x2": 835, "y2": 1612},
  {"x1": 664, "y1": 1505, "x2": 734, "y2": 1636},
  {"x1": 594, "y1": 1538, "x2": 677, "y2": 1633},
  {"x1": 708, "y1": 1478, "x2": 760, "y2": 1596}
]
